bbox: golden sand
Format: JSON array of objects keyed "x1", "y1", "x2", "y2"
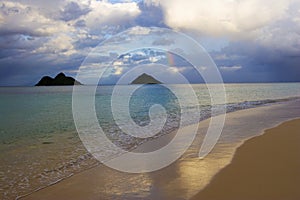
[{"x1": 192, "y1": 119, "x2": 300, "y2": 200}]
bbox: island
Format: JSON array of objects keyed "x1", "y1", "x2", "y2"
[
  {"x1": 131, "y1": 73, "x2": 162, "y2": 84},
  {"x1": 35, "y1": 72, "x2": 82, "y2": 86}
]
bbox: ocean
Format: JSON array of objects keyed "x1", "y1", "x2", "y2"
[{"x1": 0, "y1": 83, "x2": 300, "y2": 199}]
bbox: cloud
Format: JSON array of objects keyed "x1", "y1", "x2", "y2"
[
  {"x1": 220, "y1": 65, "x2": 242, "y2": 71},
  {"x1": 0, "y1": 0, "x2": 141, "y2": 45},
  {"x1": 84, "y1": 1, "x2": 140, "y2": 33},
  {"x1": 113, "y1": 66, "x2": 124, "y2": 75},
  {"x1": 0, "y1": 1, "x2": 72, "y2": 37},
  {"x1": 33, "y1": 33, "x2": 76, "y2": 56},
  {"x1": 135, "y1": 0, "x2": 165, "y2": 27},
  {"x1": 168, "y1": 66, "x2": 188, "y2": 73},
  {"x1": 59, "y1": 1, "x2": 90, "y2": 21},
  {"x1": 149, "y1": 0, "x2": 292, "y2": 38},
  {"x1": 203, "y1": 1, "x2": 300, "y2": 82},
  {"x1": 127, "y1": 26, "x2": 151, "y2": 35},
  {"x1": 214, "y1": 37, "x2": 300, "y2": 82}
]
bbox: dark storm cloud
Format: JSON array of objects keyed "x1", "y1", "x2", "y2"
[
  {"x1": 213, "y1": 39, "x2": 300, "y2": 83},
  {"x1": 0, "y1": 29, "x2": 44, "y2": 37},
  {"x1": 135, "y1": 1, "x2": 165, "y2": 27},
  {"x1": 0, "y1": 52, "x2": 86, "y2": 86},
  {"x1": 59, "y1": 1, "x2": 90, "y2": 21}
]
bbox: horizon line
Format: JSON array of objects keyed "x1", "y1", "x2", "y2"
[{"x1": 1, "y1": 81, "x2": 300, "y2": 87}]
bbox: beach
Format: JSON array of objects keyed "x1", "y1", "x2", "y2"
[
  {"x1": 193, "y1": 119, "x2": 300, "y2": 200},
  {"x1": 1, "y1": 0, "x2": 300, "y2": 199},
  {"x1": 19, "y1": 99, "x2": 300, "y2": 200}
]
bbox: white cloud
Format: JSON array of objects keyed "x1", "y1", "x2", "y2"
[
  {"x1": 114, "y1": 66, "x2": 124, "y2": 75},
  {"x1": 128, "y1": 26, "x2": 151, "y2": 35},
  {"x1": 34, "y1": 33, "x2": 76, "y2": 56},
  {"x1": 0, "y1": 0, "x2": 142, "y2": 60},
  {"x1": 167, "y1": 66, "x2": 188, "y2": 73},
  {"x1": 199, "y1": 66, "x2": 208, "y2": 71},
  {"x1": 150, "y1": 0, "x2": 292, "y2": 38},
  {"x1": 168, "y1": 67, "x2": 179, "y2": 73},
  {"x1": 220, "y1": 65, "x2": 242, "y2": 71},
  {"x1": 0, "y1": 1, "x2": 72, "y2": 36},
  {"x1": 113, "y1": 60, "x2": 124, "y2": 66},
  {"x1": 84, "y1": 1, "x2": 140, "y2": 30},
  {"x1": 255, "y1": 2, "x2": 300, "y2": 55}
]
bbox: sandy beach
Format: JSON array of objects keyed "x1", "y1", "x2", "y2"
[
  {"x1": 192, "y1": 119, "x2": 300, "y2": 200},
  {"x1": 20, "y1": 101, "x2": 300, "y2": 200}
]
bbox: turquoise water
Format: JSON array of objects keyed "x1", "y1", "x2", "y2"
[{"x1": 0, "y1": 83, "x2": 300, "y2": 199}]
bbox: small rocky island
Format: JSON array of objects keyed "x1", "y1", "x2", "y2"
[
  {"x1": 131, "y1": 73, "x2": 162, "y2": 84},
  {"x1": 35, "y1": 72, "x2": 82, "y2": 86}
]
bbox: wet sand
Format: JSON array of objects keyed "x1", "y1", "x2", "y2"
[
  {"x1": 20, "y1": 101, "x2": 300, "y2": 200},
  {"x1": 192, "y1": 119, "x2": 300, "y2": 200}
]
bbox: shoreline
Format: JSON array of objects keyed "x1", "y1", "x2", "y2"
[
  {"x1": 192, "y1": 118, "x2": 300, "y2": 200},
  {"x1": 20, "y1": 99, "x2": 300, "y2": 200}
]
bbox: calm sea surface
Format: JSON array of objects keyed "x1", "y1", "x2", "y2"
[{"x1": 0, "y1": 83, "x2": 300, "y2": 199}]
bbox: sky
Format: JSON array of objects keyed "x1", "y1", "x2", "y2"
[{"x1": 0, "y1": 0, "x2": 300, "y2": 86}]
